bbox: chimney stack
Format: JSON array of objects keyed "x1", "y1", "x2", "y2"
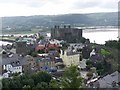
[
  {"x1": 64, "y1": 25, "x2": 66, "y2": 28},
  {"x1": 68, "y1": 25, "x2": 71, "y2": 28},
  {"x1": 55, "y1": 25, "x2": 57, "y2": 28},
  {"x1": 57, "y1": 25, "x2": 59, "y2": 29}
]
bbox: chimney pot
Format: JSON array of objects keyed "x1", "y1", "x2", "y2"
[
  {"x1": 64, "y1": 25, "x2": 66, "y2": 28},
  {"x1": 68, "y1": 25, "x2": 71, "y2": 28}
]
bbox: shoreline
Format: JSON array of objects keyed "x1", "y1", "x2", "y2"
[
  {"x1": 0, "y1": 29, "x2": 118, "y2": 45},
  {"x1": 83, "y1": 29, "x2": 118, "y2": 33},
  {"x1": 0, "y1": 29, "x2": 118, "y2": 36}
]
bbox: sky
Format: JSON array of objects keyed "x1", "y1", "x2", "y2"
[{"x1": 0, "y1": 0, "x2": 119, "y2": 17}]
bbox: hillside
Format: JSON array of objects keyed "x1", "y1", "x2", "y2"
[{"x1": 2, "y1": 12, "x2": 117, "y2": 31}]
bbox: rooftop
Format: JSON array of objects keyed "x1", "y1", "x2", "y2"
[
  {"x1": 93, "y1": 71, "x2": 120, "y2": 88},
  {"x1": 1, "y1": 54, "x2": 27, "y2": 66}
]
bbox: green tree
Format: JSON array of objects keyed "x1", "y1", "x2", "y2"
[
  {"x1": 22, "y1": 85, "x2": 31, "y2": 90},
  {"x1": 11, "y1": 72, "x2": 21, "y2": 77},
  {"x1": 86, "y1": 60, "x2": 94, "y2": 66},
  {"x1": 37, "y1": 82, "x2": 48, "y2": 88},
  {"x1": 86, "y1": 60, "x2": 94, "y2": 70},
  {"x1": 37, "y1": 36, "x2": 44, "y2": 41},
  {"x1": 22, "y1": 79, "x2": 34, "y2": 88},
  {"x1": 9, "y1": 79, "x2": 22, "y2": 89},
  {"x1": 105, "y1": 40, "x2": 120, "y2": 50},
  {"x1": 31, "y1": 71, "x2": 52, "y2": 85},
  {"x1": 2, "y1": 78, "x2": 11, "y2": 89},
  {"x1": 86, "y1": 72, "x2": 93, "y2": 79},
  {"x1": 49, "y1": 80, "x2": 60, "y2": 88},
  {"x1": 79, "y1": 37, "x2": 86, "y2": 43},
  {"x1": 100, "y1": 48, "x2": 111, "y2": 56},
  {"x1": 37, "y1": 49, "x2": 45, "y2": 54},
  {"x1": 60, "y1": 65, "x2": 83, "y2": 89},
  {"x1": 60, "y1": 42, "x2": 69, "y2": 50},
  {"x1": 31, "y1": 52, "x2": 37, "y2": 57},
  {"x1": 2, "y1": 71, "x2": 52, "y2": 89}
]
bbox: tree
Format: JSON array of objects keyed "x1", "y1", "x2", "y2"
[
  {"x1": 37, "y1": 36, "x2": 44, "y2": 41},
  {"x1": 86, "y1": 72, "x2": 93, "y2": 79},
  {"x1": 86, "y1": 60, "x2": 94, "y2": 66},
  {"x1": 11, "y1": 72, "x2": 21, "y2": 77},
  {"x1": 36, "y1": 82, "x2": 48, "y2": 89},
  {"x1": 49, "y1": 80, "x2": 60, "y2": 88},
  {"x1": 86, "y1": 65, "x2": 93, "y2": 70},
  {"x1": 2, "y1": 78, "x2": 11, "y2": 89},
  {"x1": 31, "y1": 52, "x2": 37, "y2": 57},
  {"x1": 2, "y1": 71, "x2": 52, "y2": 89},
  {"x1": 79, "y1": 37, "x2": 86, "y2": 43},
  {"x1": 22, "y1": 79, "x2": 34, "y2": 88},
  {"x1": 60, "y1": 65, "x2": 83, "y2": 89},
  {"x1": 37, "y1": 49, "x2": 45, "y2": 54},
  {"x1": 100, "y1": 48, "x2": 111, "y2": 56},
  {"x1": 60, "y1": 42, "x2": 69, "y2": 50},
  {"x1": 31, "y1": 71, "x2": 52, "y2": 85},
  {"x1": 105, "y1": 40, "x2": 120, "y2": 50},
  {"x1": 86, "y1": 60, "x2": 94, "y2": 70},
  {"x1": 9, "y1": 79, "x2": 22, "y2": 89},
  {"x1": 22, "y1": 85, "x2": 31, "y2": 90}
]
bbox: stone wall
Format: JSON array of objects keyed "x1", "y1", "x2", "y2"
[{"x1": 51, "y1": 25, "x2": 82, "y2": 43}]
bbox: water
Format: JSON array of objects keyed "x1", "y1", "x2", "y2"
[
  {"x1": 0, "y1": 41, "x2": 12, "y2": 46},
  {"x1": 0, "y1": 29, "x2": 118, "y2": 45},
  {"x1": 83, "y1": 30, "x2": 118, "y2": 44},
  {"x1": 48, "y1": 29, "x2": 118, "y2": 44}
]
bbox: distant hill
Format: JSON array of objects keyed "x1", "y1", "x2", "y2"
[{"x1": 2, "y1": 12, "x2": 117, "y2": 31}]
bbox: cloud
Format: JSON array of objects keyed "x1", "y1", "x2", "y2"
[
  {"x1": 101, "y1": 0, "x2": 118, "y2": 9},
  {"x1": 0, "y1": 0, "x2": 62, "y2": 8},
  {"x1": 71, "y1": 0, "x2": 101, "y2": 9},
  {"x1": 0, "y1": 0, "x2": 119, "y2": 17},
  {"x1": 71, "y1": 0, "x2": 118, "y2": 9}
]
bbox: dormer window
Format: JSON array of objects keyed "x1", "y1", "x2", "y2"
[{"x1": 16, "y1": 61, "x2": 20, "y2": 65}]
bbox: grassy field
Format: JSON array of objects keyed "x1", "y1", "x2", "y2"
[
  {"x1": 2, "y1": 28, "x2": 51, "y2": 35},
  {"x1": 0, "y1": 36, "x2": 16, "y2": 41}
]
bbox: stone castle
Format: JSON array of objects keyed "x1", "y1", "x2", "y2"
[{"x1": 51, "y1": 25, "x2": 82, "y2": 43}]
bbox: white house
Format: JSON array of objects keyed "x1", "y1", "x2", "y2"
[
  {"x1": 3, "y1": 64, "x2": 22, "y2": 74},
  {"x1": 3, "y1": 72, "x2": 9, "y2": 78}
]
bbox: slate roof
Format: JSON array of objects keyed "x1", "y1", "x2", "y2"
[
  {"x1": 55, "y1": 57, "x2": 63, "y2": 63},
  {"x1": 93, "y1": 71, "x2": 120, "y2": 88},
  {"x1": 65, "y1": 45, "x2": 80, "y2": 56},
  {"x1": 1, "y1": 54, "x2": 27, "y2": 66},
  {"x1": 90, "y1": 53, "x2": 104, "y2": 61}
]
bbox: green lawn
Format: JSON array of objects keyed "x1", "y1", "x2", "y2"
[{"x1": 2, "y1": 28, "x2": 51, "y2": 35}]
